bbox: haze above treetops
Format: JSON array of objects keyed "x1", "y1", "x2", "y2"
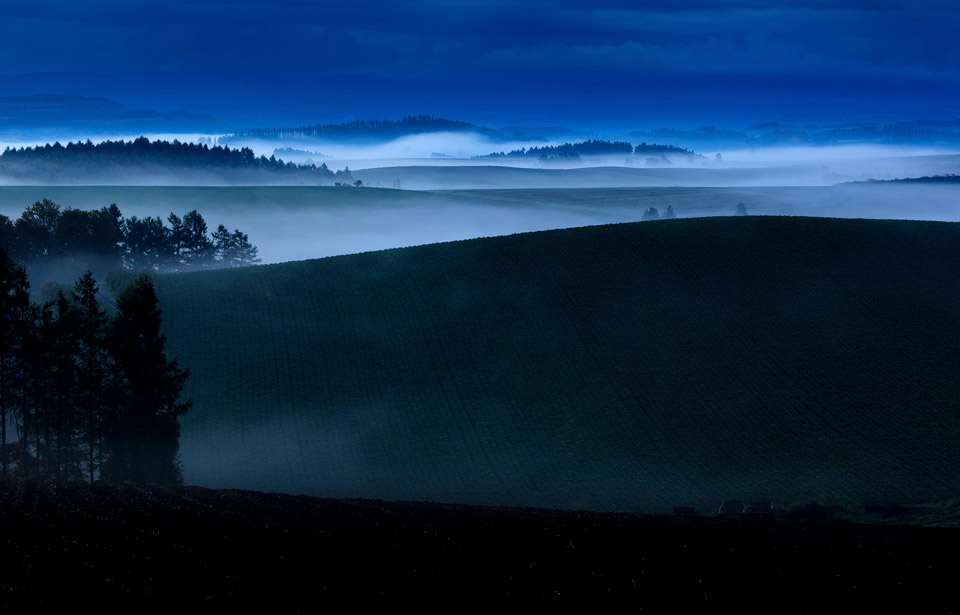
[{"x1": 0, "y1": 96, "x2": 958, "y2": 171}]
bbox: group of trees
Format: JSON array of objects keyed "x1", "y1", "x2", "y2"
[
  {"x1": 639, "y1": 203, "x2": 747, "y2": 221},
  {"x1": 0, "y1": 199, "x2": 260, "y2": 280},
  {"x1": 632, "y1": 142, "x2": 698, "y2": 156},
  {"x1": 642, "y1": 206, "x2": 677, "y2": 221},
  {"x1": 480, "y1": 139, "x2": 635, "y2": 160},
  {"x1": 0, "y1": 249, "x2": 189, "y2": 484},
  {"x1": 478, "y1": 140, "x2": 705, "y2": 161},
  {"x1": 0, "y1": 137, "x2": 338, "y2": 180}
]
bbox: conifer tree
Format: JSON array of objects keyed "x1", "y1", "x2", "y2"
[
  {"x1": 0, "y1": 247, "x2": 29, "y2": 478},
  {"x1": 182, "y1": 210, "x2": 213, "y2": 269},
  {"x1": 211, "y1": 224, "x2": 232, "y2": 267},
  {"x1": 73, "y1": 271, "x2": 108, "y2": 482},
  {"x1": 103, "y1": 275, "x2": 190, "y2": 484},
  {"x1": 50, "y1": 290, "x2": 82, "y2": 480}
]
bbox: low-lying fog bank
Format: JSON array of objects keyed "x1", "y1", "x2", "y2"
[
  {"x1": 1, "y1": 183, "x2": 958, "y2": 265},
  {"x1": 349, "y1": 158, "x2": 960, "y2": 190},
  {"x1": 3, "y1": 132, "x2": 956, "y2": 188}
]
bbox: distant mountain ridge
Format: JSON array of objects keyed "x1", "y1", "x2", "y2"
[
  {"x1": 0, "y1": 94, "x2": 228, "y2": 135},
  {"x1": 221, "y1": 115, "x2": 584, "y2": 145},
  {"x1": 630, "y1": 119, "x2": 960, "y2": 150}
]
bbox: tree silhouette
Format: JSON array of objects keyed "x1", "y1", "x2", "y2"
[
  {"x1": 4, "y1": 200, "x2": 258, "y2": 279},
  {"x1": 0, "y1": 247, "x2": 29, "y2": 478},
  {"x1": 14, "y1": 199, "x2": 60, "y2": 260},
  {"x1": 73, "y1": 271, "x2": 108, "y2": 482},
  {"x1": 50, "y1": 290, "x2": 83, "y2": 480},
  {"x1": 167, "y1": 213, "x2": 186, "y2": 270},
  {"x1": 213, "y1": 225, "x2": 261, "y2": 267},
  {"x1": 103, "y1": 275, "x2": 190, "y2": 484},
  {"x1": 182, "y1": 210, "x2": 214, "y2": 269},
  {"x1": 0, "y1": 214, "x2": 15, "y2": 248}
]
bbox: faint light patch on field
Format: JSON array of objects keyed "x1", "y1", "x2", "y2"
[
  {"x1": 1, "y1": 184, "x2": 959, "y2": 265},
  {"x1": 253, "y1": 202, "x2": 613, "y2": 263}
]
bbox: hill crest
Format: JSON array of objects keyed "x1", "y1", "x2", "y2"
[{"x1": 157, "y1": 216, "x2": 960, "y2": 513}]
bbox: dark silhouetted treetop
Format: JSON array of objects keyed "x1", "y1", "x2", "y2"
[
  {"x1": 633, "y1": 142, "x2": 699, "y2": 156},
  {"x1": 0, "y1": 137, "x2": 337, "y2": 183},
  {"x1": 212, "y1": 225, "x2": 260, "y2": 268},
  {"x1": 479, "y1": 140, "x2": 634, "y2": 159},
  {"x1": 273, "y1": 147, "x2": 326, "y2": 158},
  {"x1": 103, "y1": 274, "x2": 190, "y2": 484},
  {"x1": 4, "y1": 200, "x2": 260, "y2": 280},
  {"x1": 0, "y1": 267, "x2": 190, "y2": 484}
]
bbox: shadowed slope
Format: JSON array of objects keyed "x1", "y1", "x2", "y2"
[{"x1": 158, "y1": 217, "x2": 960, "y2": 511}]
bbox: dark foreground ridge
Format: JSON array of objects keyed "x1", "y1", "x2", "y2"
[
  {"x1": 1, "y1": 481, "x2": 957, "y2": 611},
  {"x1": 161, "y1": 216, "x2": 960, "y2": 511}
]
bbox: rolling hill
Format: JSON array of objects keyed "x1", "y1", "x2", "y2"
[{"x1": 156, "y1": 216, "x2": 960, "y2": 512}]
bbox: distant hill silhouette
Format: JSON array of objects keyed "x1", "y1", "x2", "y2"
[
  {"x1": 630, "y1": 119, "x2": 960, "y2": 150},
  {"x1": 224, "y1": 115, "x2": 512, "y2": 145},
  {"x1": 0, "y1": 94, "x2": 227, "y2": 134},
  {"x1": 847, "y1": 174, "x2": 960, "y2": 184}
]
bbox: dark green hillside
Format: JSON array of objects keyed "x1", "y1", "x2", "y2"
[{"x1": 158, "y1": 217, "x2": 960, "y2": 512}]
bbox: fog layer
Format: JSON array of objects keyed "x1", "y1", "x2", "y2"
[{"x1": 1, "y1": 183, "x2": 958, "y2": 265}]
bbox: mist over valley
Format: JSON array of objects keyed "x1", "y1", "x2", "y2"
[{"x1": 2, "y1": 1, "x2": 960, "y2": 609}]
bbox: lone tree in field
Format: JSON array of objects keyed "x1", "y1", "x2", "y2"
[
  {"x1": 103, "y1": 275, "x2": 190, "y2": 484},
  {"x1": 735, "y1": 202, "x2": 748, "y2": 216}
]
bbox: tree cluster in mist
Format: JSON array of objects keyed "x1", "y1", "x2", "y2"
[
  {"x1": 0, "y1": 199, "x2": 260, "y2": 283},
  {"x1": 0, "y1": 254, "x2": 189, "y2": 484},
  {"x1": 0, "y1": 137, "x2": 355, "y2": 184},
  {"x1": 477, "y1": 139, "x2": 703, "y2": 162},
  {"x1": 274, "y1": 147, "x2": 327, "y2": 159}
]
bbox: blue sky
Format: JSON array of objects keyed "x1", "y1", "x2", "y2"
[{"x1": 0, "y1": 0, "x2": 957, "y2": 129}]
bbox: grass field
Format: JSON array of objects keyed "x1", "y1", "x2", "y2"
[{"x1": 154, "y1": 216, "x2": 960, "y2": 513}]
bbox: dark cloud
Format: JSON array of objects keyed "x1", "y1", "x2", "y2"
[{"x1": 0, "y1": 1, "x2": 955, "y2": 127}]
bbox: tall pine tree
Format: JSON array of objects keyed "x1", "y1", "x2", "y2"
[
  {"x1": 103, "y1": 275, "x2": 190, "y2": 484},
  {"x1": 50, "y1": 290, "x2": 82, "y2": 480},
  {"x1": 0, "y1": 247, "x2": 29, "y2": 478},
  {"x1": 73, "y1": 271, "x2": 108, "y2": 482}
]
